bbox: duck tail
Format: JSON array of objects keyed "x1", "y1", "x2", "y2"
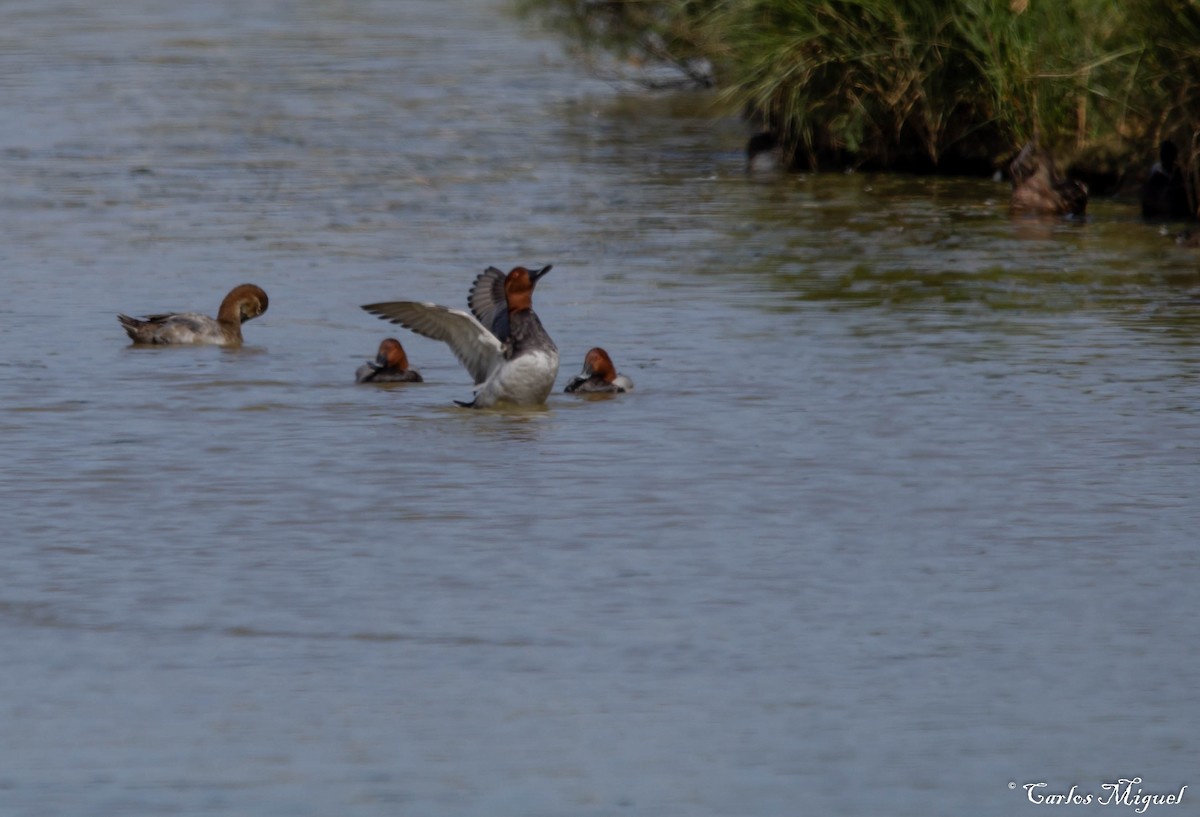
[{"x1": 117, "y1": 314, "x2": 144, "y2": 341}]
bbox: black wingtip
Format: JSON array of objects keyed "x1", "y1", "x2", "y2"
[{"x1": 453, "y1": 398, "x2": 477, "y2": 408}]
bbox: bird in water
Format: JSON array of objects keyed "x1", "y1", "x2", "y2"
[
  {"x1": 1141, "y1": 140, "x2": 1192, "y2": 220},
  {"x1": 362, "y1": 265, "x2": 558, "y2": 408},
  {"x1": 118, "y1": 284, "x2": 269, "y2": 346},
  {"x1": 1008, "y1": 142, "x2": 1088, "y2": 217},
  {"x1": 355, "y1": 338, "x2": 423, "y2": 384},
  {"x1": 564, "y1": 347, "x2": 633, "y2": 394}
]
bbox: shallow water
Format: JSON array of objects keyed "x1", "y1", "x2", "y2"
[{"x1": 2, "y1": 1, "x2": 1199, "y2": 815}]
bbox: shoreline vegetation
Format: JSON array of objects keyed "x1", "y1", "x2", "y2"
[{"x1": 517, "y1": 0, "x2": 1200, "y2": 218}]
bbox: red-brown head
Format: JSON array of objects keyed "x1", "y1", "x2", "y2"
[
  {"x1": 502, "y1": 265, "x2": 551, "y2": 313},
  {"x1": 217, "y1": 284, "x2": 269, "y2": 324},
  {"x1": 376, "y1": 338, "x2": 410, "y2": 370},
  {"x1": 583, "y1": 347, "x2": 617, "y2": 383}
]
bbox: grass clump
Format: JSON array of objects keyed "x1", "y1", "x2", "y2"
[
  {"x1": 1126, "y1": 0, "x2": 1200, "y2": 213},
  {"x1": 519, "y1": 0, "x2": 1200, "y2": 207}
]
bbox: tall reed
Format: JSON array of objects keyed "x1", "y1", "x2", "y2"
[
  {"x1": 715, "y1": 0, "x2": 1141, "y2": 170},
  {"x1": 519, "y1": 0, "x2": 1199, "y2": 197},
  {"x1": 1124, "y1": 0, "x2": 1200, "y2": 214}
]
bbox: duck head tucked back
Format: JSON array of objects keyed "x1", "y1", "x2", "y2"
[{"x1": 118, "y1": 283, "x2": 269, "y2": 346}]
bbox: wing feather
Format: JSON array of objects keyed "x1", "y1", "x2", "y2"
[
  {"x1": 467, "y1": 266, "x2": 510, "y2": 342},
  {"x1": 362, "y1": 301, "x2": 502, "y2": 385}
]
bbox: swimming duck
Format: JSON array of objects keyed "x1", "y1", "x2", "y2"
[
  {"x1": 362, "y1": 265, "x2": 558, "y2": 408},
  {"x1": 1141, "y1": 140, "x2": 1192, "y2": 220},
  {"x1": 1008, "y1": 142, "x2": 1088, "y2": 217},
  {"x1": 118, "y1": 284, "x2": 269, "y2": 346},
  {"x1": 355, "y1": 338, "x2": 423, "y2": 383},
  {"x1": 564, "y1": 347, "x2": 633, "y2": 394},
  {"x1": 746, "y1": 131, "x2": 784, "y2": 175}
]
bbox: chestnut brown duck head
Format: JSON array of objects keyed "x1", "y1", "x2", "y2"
[{"x1": 118, "y1": 283, "x2": 269, "y2": 346}]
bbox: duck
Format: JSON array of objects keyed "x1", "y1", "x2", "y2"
[
  {"x1": 1141, "y1": 140, "x2": 1192, "y2": 220},
  {"x1": 362, "y1": 265, "x2": 558, "y2": 408},
  {"x1": 1008, "y1": 142, "x2": 1088, "y2": 217},
  {"x1": 355, "y1": 338, "x2": 423, "y2": 384},
  {"x1": 564, "y1": 347, "x2": 633, "y2": 394},
  {"x1": 746, "y1": 131, "x2": 784, "y2": 175},
  {"x1": 118, "y1": 284, "x2": 269, "y2": 346},
  {"x1": 1175, "y1": 230, "x2": 1200, "y2": 247}
]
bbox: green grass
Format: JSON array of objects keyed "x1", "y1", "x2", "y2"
[{"x1": 518, "y1": 0, "x2": 1200, "y2": 201}]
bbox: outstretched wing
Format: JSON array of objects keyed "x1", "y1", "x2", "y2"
[{"x1": 362, "y1": 301, "x2": 502, "y2": 385}]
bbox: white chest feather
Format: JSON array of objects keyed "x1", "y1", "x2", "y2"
[{"x1": 475, "y1": 349, "x2": 559, "y2": 407}]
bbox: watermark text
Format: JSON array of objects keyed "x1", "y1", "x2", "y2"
[{"x1": 1008, "y1": 779, "x2": 1187, "y2": 814}]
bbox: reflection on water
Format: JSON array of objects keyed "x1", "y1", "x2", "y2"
[{"x1": 2, "y1": 1, "x2": 1200, "y2": 815}]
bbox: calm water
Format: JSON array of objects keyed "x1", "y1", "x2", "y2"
[{"x1": 2, "y1": 1, "x2": 1199, "y2": 815}]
